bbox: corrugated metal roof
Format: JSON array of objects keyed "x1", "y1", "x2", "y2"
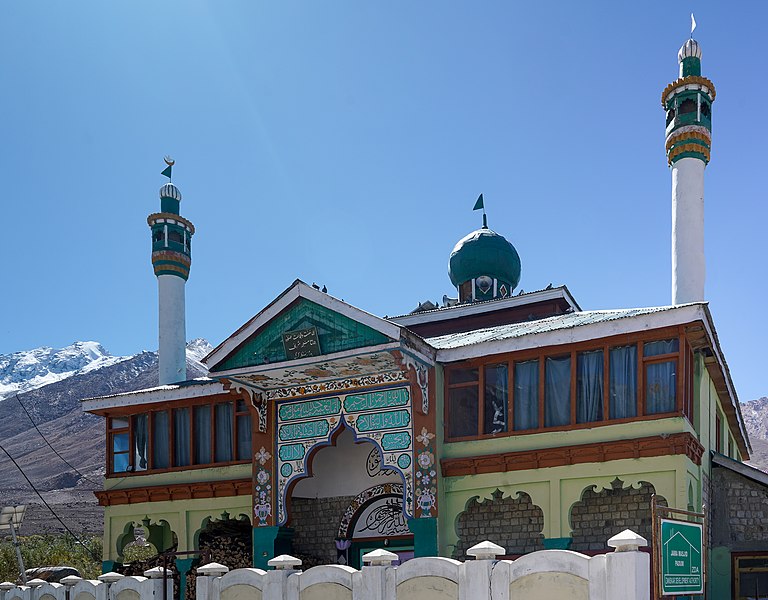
[
  {"x1": 425, "y1": 305, "x2": 699, "y2": 349},
  {"x1": 81, "y1": 377, "x2": 217, "y2": 403}
]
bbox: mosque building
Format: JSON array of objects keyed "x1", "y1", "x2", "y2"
[{"x1": 82, "y1": 35, "x2": 754, "y2": 598}]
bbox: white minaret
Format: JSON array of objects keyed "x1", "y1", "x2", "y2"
[
  {"x1": 147, "y1": 161, "x2": 195, "y2": 384},
  {"x1": 663, "y1": 37, "x2": 715, "y2": 305}
]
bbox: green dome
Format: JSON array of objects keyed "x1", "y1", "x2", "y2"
[{"x1": 448, "y1": 227, "x2": 521, "y2": 290}]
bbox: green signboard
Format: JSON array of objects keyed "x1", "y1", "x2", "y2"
[{"x1": 660, "y1": 518, "x2": 704, "y2": 596}]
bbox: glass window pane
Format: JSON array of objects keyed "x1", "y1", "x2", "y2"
[
  {"x1": 738, "y1": 572, "x2": 768, "y2": 600},
  {"x1": 236, "y1": 399, "x2": 247, "y2": 413},
  {"x1": 215, "y1": 402, "x2": 234, "y2": 463},
  {"x1": 113, "y1": 432, "x2": 129, "y2": 453},
  {"x1": 111, "y1": 417, "x2": 129, "y2": 430},
  {"x1": 484, "y1": 364, "x2": 508, "y2": 434},
  {"x1": 133, "y1": 414, "x2": 148, "y2": 471},
  {"x1": 448, "y1": 387, "x2": 478, "y2": 437},
  {"x1": 646, "y1": 361, "x2": 676, "y2": 414},
  {"x1": 644, "y1": 339, "x2": 679, "y2": 357},
  {"x1": 545, "y1": 356, "x2": 571, "y2": 427},
  {"x1": 610, "y1": 345, "x2": 637, "y2": 419},
  {"x1": 449, "y1": 368, "x2": 479, "y2": 385},
  {"x1": 113, "y1": 452, "x2": 129, "y2": 473},
  {"x1": 173, "y1": 408, "x2": 190, "y2": 467},
  {"x1": 153, "y1": 411, "x2": 170, "y2": 469},
  {"x1": 514, "y1": 360, "x2": 539, "y2": 431},
  {"x1": 237, "y1": 414, "x2": 252, "y2": 460},
  {"x1": 194, "y1": 405, "x2": 212, "y2": 464},
  {"x1": 577, "y1": 350, "x2": 604, "y2": 423}
]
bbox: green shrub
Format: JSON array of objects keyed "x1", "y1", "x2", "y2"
[{"x1": 0, "y1": 534, "x2": 103, "y2": 582}]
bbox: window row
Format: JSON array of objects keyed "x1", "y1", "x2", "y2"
[
  {"x1": 446, "y1": 338, "x2": 685, "y2": 440},
  {"x1": 108, "y1": 399, "x2": 252, "y2": 474}
]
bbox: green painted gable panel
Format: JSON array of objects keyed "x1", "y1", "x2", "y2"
[{"x1": 213, "y1": 299, "x2": 393, "y2": 372}]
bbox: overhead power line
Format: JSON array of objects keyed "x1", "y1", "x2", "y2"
[{"x1": 14, "y1": 394, "x2": 101, "y2": 486}]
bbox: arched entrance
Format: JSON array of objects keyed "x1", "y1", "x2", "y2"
[{"x1": 286, "y1": 427, "x2": 413, "y2": 568}]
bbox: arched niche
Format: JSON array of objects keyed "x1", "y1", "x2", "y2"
[
  {"x1": 452, "y1": 489, "x2": 545, "y2": 559},
  {"x1": 568, "y1": 478, "x2": 667, "y2": 551},
  {"x1": 116, "y1": 519, "x2": 175, "y2": 562},
  {"x1": 286, "y1": 426, "x2": 405, "y2": 566}
]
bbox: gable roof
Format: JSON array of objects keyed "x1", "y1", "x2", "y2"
[{"x1": 204, "y1": 280, "x2": 403, "y2": 372}]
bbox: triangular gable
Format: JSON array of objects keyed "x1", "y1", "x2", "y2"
[{"x1": 207, "y1": 280, "x2": 401, "y2": 373}]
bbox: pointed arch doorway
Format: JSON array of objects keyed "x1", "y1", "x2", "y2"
[{"x1": 286, "y1": 427, "x2": 414, "y2": 568}]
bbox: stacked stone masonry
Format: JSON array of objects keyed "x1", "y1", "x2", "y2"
[
  {"x1": 454, "y1": 489, "x2": 545, "y2": 558},
  {"x1": 712, "y1": 466, "x2": 768, "y2": 549},
  {"x1": 570, "y1": 479, "x2": 666, "y2": 551},
  {"x1": 290, "y1": 495, "x2": 355, "y2": 567}
]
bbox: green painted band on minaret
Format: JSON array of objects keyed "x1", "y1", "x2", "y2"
[
  {"x1": 680, "y1": 56, "x2": 701, "y2": 78},
  {"x1": 670, "y1": 150, "x2": 709, "y2": 164},
  {"x1": 161, "y1": 196, "x2": 180, "y2": 215}
]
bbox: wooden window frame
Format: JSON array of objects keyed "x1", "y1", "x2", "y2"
[
  {"x1": 107, "y1": 416, "x2": 131, "y2": 475},
  {"x1": 443, "y1": 325, "x2": 693, "y2": 442},
  {"x1": 105, "y1": 396, "x2": 252, "y2": 478}
]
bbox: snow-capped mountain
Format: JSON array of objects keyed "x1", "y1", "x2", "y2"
[
  {"x1": 0, "y1": 338, "x2": 213, "y2": 402},
  {"x1": 0, "y1": 341, "x2": 129, "y2": 401}
]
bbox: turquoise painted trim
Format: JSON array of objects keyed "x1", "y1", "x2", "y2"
[
  {"x1": 175, "y1": 558, "x2": 196, "y2": 600},
  {"x1": 102, "y1": 560, "x2": 117, "y2": 574},
  {"x1": 153, "y1": 269, "x2": 189, "y2": 280},
  {"x1": 278, "y1": 419, "x2": 330, "y2": 441},
  {"x1": 408, "y1": 517, "x2": 438, "y2": 557},
  {"x1": 344, "y1": 388, "x2": 410, "y2": 413},
  {"x1": 670, "y1": 151, "x2": 708, "y2": 165},
  {"x1": 161, "y1": 197, "x2": 180, "y2": 214},
  {"x1": 669, "y1": 138, "x2": 710, "y2": 150},
  {"x1": 253, "y1": 526, "x2": 294, "y2": 569},
  {"x1": 382, "y1": 431, "x2": 412, "y2": 451},
  {"x1": 278, "y1": 443, "x2": 306, "y2": 462},
  {"x1": 356, "y1": 409, "x2": 411, "y2": 432},
  {"x1": 543, "y1": 537, "x2": 572, "y2": 550},
  {"x1": 681, "y1": 56, "x2": 701, "y2": 78},
  {"x1": 214, "y1": 298, "x2": 392, "y2": 372},
  {"x1": 279, "y1": 397, "x2": 341, "y2": 422},
  {"x1": 710, "y1": 546, "x2": 730, "y2": 600}
]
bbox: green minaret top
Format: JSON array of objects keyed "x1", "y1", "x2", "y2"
[
  {"x1": 148, "y1": 159, "x2": 195, "y2": 280},
  {"x1": 662, "y1": 36, "x2": 715, "y2": 166}
]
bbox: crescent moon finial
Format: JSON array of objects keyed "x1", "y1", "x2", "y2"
[{"x1": 164, "y1": 155, "x2": 175, "y2": 167}]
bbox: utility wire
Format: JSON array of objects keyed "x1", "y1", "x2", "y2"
[
  {"x1": 0, "y1": 442, "x2": 102, "y2": 563},
  {"x1": 15, "y1": 394, "x2": 101, "y2": 486}
]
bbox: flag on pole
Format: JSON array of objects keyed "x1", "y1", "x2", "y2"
[
  {"x1": 691, "y1": 13, "x2": 697, "y2": 36},
  {"x1": 473, "y1": 194, "x2": 484, "y2": 211},
  {"x1": 161, "y1": 164, "x2": 172, "y2": 179}
]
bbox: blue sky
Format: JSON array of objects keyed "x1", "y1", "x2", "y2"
[{"x1": 0, "y1": 2, "x2": 765, "y2": 401}]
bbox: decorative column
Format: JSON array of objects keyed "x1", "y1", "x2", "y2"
[
  {"x1": 148, "y1": 158, "x2": 195, "y2": 385},
  {"x1": 663, "y1": 38, "x2": 715, "y2": 305}
]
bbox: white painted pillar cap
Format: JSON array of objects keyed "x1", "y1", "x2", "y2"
[
  {"x1": 196, "y1": 563, "x2": 230, "y2": 577},
  {"x1": 267, "y1": 555, "x2": 302, "y2": 570},
  {"x1": 607, "y1": 529, "x2": 648, "y2": 552},
  {"x1": 25, "y1": 579, "x2": 46, "y2": 588},
  {"x1": 362, "y1": 549, "x2": 399, "y2": 566},
  {"x1": 143, "y1": 567, "x2": 169, "y2": 579},
  {"x1": 59, "y1": 576, "x2": 82, "y2": 587},
  {"x1": 467, "y1": 540, "x2": 506, "y2": 560},
  {"x1": 0, "y1": 583, "x2": 15, "y2": 591},
  {"x1": 97, "y1": 572, "x2": 125, "y2": 584}
]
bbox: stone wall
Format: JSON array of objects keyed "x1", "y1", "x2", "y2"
[
  {"x1": 453, "y1": 489, "x2": 544, "y2": 558},
  {"x1": 570, "y1": 479, "x2": 665, "y2": 552},
  {"x1": 290, "y1": 495, "x2": 355, "y2": 566},
  {"x1": 711, "y1": 464, "x2": 768, "y2": 550}
]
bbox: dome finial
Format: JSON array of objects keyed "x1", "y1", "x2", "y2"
[{"x1": 472, "y1": 193, "x2": 488, "y2": 229}]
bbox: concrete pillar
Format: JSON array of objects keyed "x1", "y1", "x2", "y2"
[{"x1": 671, "y1": 156, "x2": 706, "y2": 305}]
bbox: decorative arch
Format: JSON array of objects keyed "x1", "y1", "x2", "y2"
[
  {"x1": 337, "y1": 482, "x2": 408, "y2": 540},
  {"x1": 569, "y1": 478, "x2": 667, "y2": 551},
  {"x1": 279, "y1": 416, "x2": 413, "y2": 526},
  {"x1": 115, "y1": 519, "x2": 175, "y2": 561},
  {"x1": 453, "y1": 489, "x2": 545, "y2": 559},
  {"x1": 193, "y1": 511, "x2": 251, "y2": 551}
]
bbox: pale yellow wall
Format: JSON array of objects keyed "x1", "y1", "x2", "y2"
[
  {"x1": 439, "y1": 454, "x2": 696, "y2": 556},
  {"x1": 300, "y1": 583, "x2": 352, "y2": 600},
  {"x1": 441, "y1": 416, "x2": 692, "y2": 460},
  {"x1": 104, "y1": 464, "x2": 251, "y2": 491},
  {"x1": 221, "y1": 584, "x2": 262, "y2": 600},
  {"x1": 396, "y1": 577, "x2": 458, "y2": 600},
  {"x1": 508, "y1": 572, "x2": 588, "y2": 599},
  {"x1": 104, "y1": 495, "x2": 251, "y2": 561}
]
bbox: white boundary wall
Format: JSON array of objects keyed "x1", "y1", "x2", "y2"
[{"x1": 0, "y1": 531, "x2": 649, "y2": 600}]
